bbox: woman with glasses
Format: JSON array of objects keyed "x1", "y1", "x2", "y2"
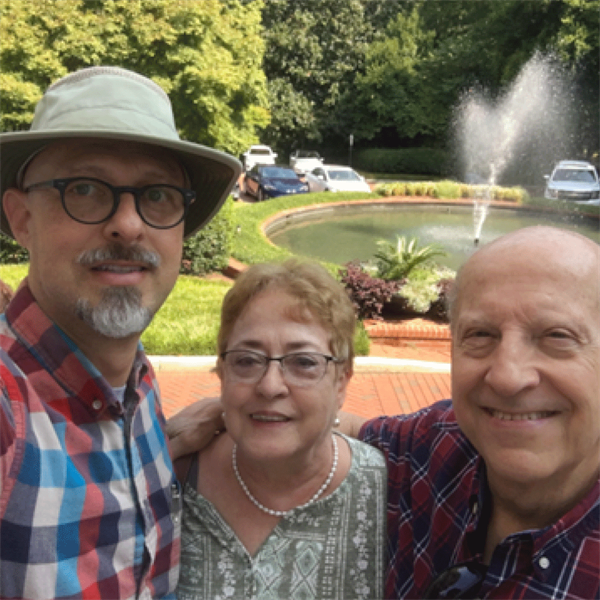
[{"x1": 175, "y1": 259, "x2": 386, "y2": 600}]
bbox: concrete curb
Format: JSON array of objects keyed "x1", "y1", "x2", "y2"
[{"x1": 148, "y1": 355, "x2": 450, "y2": 374}]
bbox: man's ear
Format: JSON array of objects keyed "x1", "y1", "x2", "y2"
[{"x1": 2, "y1": 189, "x2": 32, "y2": 249}]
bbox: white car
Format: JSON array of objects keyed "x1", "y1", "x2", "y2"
[
  {"x1": 242, "y1": 144, "x2": 278, "y2": 172},
  {"x1": 289, "y1": 150, "x2": 323, "y2": 175},
  {"x1": 305, "y1": 165, "x2": 371, "y2": 193},
  {"x1": 544, "y1": 160, "x2": 600, "y2": 204}
]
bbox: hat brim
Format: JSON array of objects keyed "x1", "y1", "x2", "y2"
[{"x1": 0, "y1": 130, "x2": 242, "y2": 239}]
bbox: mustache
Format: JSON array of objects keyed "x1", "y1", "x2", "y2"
[{"x1": 77, "y1": 243, "x2": 161, "y2": 268}]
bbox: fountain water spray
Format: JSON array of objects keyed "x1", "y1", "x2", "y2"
[{"x1": 455, "y1": 53, "x2": 576, "y2": 245}]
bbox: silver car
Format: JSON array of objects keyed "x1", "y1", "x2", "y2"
[
  {"x1": 544, "y1": 160, "x2": 600, "y2": 204},
  {"x1": 305, "y1": 165, "x2": 371, "y2": 193}
]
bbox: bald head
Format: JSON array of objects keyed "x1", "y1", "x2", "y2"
[{"x1": 449, "y1": 226, "x2": 600, "y2": 328}]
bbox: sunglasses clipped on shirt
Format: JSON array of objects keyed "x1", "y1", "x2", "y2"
[{"x1": 422, "y1": 561, "x2": 488, "y2": 599}]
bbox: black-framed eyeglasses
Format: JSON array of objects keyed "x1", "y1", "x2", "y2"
[
  {"x1": 24, "y1": 177, "x2": 196, "y2": 229},
  {"x1": 220, "y1": 350, "x2": 343, "y2": 387},
  {"x1": 423, "y1": 561, "x2": 488, "y2": 599}
]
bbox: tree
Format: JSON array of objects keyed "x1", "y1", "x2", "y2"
[
  {"x1": 260, "y1": 0, "x2": 392, "y2": 154},
  {"x1": 554, "y1": 0, "x2": 600, "y2": 159},
  {"x1": 0, "y1": 0, "x2": 269, "y2": 155},
  {"x1": 350, "y1": 7, "x2": 441, "y2": 146}
]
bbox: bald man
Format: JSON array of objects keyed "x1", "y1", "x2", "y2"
[{"x1": 358, "y1": 226, "x2": 600, "y2": 598}]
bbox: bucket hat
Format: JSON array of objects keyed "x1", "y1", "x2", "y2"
[{"x1": 0, "y1": 66, "x2": 242, "y2": 239}]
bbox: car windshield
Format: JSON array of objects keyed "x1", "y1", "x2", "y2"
[
  {"x1": 262, "y1": 167, "x2": 297, "y2": 178},
  {"x1": 251, "y1": 149, "x2": 272, "y2": 155},
  {"x1": 553, "y1": 168, "x2": 597, "y2": 183},
  {"x1": 297, "y1": 151, "x2": 320, "y2": 158},
  {"x1": 327, "y1": 169, "x2": 360, "y2": 181}
]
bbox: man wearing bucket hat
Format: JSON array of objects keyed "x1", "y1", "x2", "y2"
[{"x1": 0, "y1": 66, "x2": 241, "y2": 599}]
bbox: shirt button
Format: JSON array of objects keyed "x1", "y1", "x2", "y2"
[
  {"x1": 92, "y1": 399, "x2": 103, "y2": 410},
  {"x1": 538, "y1": 556, "x2": 550, "y2": 569}
]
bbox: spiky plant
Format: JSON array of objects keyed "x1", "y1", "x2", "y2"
[{"x1": 374, "y1": 236, "x2": 446, "y2": 281}]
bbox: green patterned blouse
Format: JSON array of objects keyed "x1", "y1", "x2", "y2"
[{"x1": 177, "y1": 434, "x2": 387, "y2": 600}]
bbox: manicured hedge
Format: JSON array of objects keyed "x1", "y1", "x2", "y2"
[{"x1": 353, "y1": 148, "x2": 449, "y2": 177}]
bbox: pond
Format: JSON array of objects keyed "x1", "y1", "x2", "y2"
[{"x1": 268, "y1": 204, "x2": 600, "y2": 270}]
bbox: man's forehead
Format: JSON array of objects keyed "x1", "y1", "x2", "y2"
[{"x1": 451, "y1": 229, "x2": 599, "y2": 321}]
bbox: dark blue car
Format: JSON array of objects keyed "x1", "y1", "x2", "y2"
[{"x1": 244, "y1": 165, "x2": 309, "y2": 201}]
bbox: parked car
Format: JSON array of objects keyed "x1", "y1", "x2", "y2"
[
  {"x1": 289, "y1": 150, "x2": 323, "y2": 175},
  {"x1": 242, "y1": 144, "x2": 278, "y2": 172},
  {"x1": 544, "y1": 160, "x2": 600, "y2": 204},
  {"x1": 305, "y1": 165, "x2": 371, "y2": 193},
  {"x1": 243, "y1": 165, "x2": 309, "y2": 201}
]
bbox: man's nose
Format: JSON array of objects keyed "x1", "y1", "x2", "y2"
[
  {"x1": 103, "y1": 192, "x2": 145, "y2": 241},
  {"x1": 484, "y1": 337, "x2": 540, "y2": 396}
]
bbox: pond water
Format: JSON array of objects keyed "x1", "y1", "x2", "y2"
[{"x1": 268, "y1": 204, "x2": 600, "y2": 270}]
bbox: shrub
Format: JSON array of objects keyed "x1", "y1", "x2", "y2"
[
  {"x1": 181, "y1": 197, "x2": 234, "y2": 275},
  {"x1": 353, "y1": 319, "x2": 370, "y2": 356},
  {"x1": 340, "y1": 262, "x2": 401, "y2": 320},
  {"x1": 432, "y1": 180, "x2": 461, "y2": 200},
  {"x1": 374, "y1": 236, "x2": 447, "y2": 281},
  {"x1": 353, "y1": 148, "x2": 449, "y2": 176},
  {"x1": 427, "y1": 277, "x2": 454, "y2": 322}
]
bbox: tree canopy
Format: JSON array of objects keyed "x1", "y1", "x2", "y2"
[
  {"x1": 1, "y1": 0, "x2": 598, "y2": 162},
  {"x1": 0, "y1": 0, "x2": 269, "y2": 155}
]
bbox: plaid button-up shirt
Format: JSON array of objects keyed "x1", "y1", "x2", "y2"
[
  {"x1": 361, "y1": 400, "x2": 599, "y2": 599},
  {"x1": 0, "y1": 281, "x2": 181, "y2": 600}
]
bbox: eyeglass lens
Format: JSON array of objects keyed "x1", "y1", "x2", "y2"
[
  {"x1": 423, "y1": 562, "x2": 487, "y2": 599},
  {"x1": 62, "y1": 179, "x2": 186, "y2": 227},
  {"x1": 223, "y1": 351, "x2": 332, "y2": 386}
]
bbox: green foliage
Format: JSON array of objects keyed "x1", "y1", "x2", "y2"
[
  {"x1": 374, "y1": 236, "x2": 446, "y2": 281},
  {"x1": 374, "y1": 181, "x2": 526, "y2": 204},
  {"x1": 431, "y1": 180, "x2": 461, "y2": 200},
  {"x1": 0, "y1": 234, "x2": 29, "y2": 264},
  {"x1": 181, "y1": 197, "x2": 234, "y2": 276},
  {"x1": 0, "y1": 0, "x2": 269, "y2": 155},
  {"x1": 354, "y1": 148, "x2": 448, "y2": 177},
  {"x1": 260, "y1": 0, "x2": 388, "y2": 153},
  {"x1": 393, "y1": 266, "x2": 455, "y2": 321},
  {"x1": 351, "y1": 7, "x2": 443, "y2": 145},
  {"x1": 353, "y1": 318, "x2": 370, "y2": 356}
]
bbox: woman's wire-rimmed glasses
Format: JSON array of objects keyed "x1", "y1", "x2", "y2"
[
  {"x1": 422, "y1": 561, "x2": 488, "y2": 599},
  {"x1": 220, "y1": 349, "x2": 343, "y2": 387},
  {"x1": 24, "y1": 177, "x2": 196, "y2": 229}
]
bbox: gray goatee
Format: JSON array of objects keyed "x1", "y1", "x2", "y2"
[{"x1": 76, "y1": 244, "x2": 160, "y2": 338}]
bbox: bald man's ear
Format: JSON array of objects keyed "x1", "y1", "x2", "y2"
[{"x1": 3, "y1": 189, "x2": 32, "y2": 249}]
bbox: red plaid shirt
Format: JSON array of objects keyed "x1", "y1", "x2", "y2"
[
  {"x1": 0, "y1": 281, "x2": 180, "y2": 599},
  {"x1": 361, "y1": 401, "x2": 599, "y2": 599}
]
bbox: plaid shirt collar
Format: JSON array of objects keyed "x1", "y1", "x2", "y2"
[{"x1": 5, "y1": 279, "x2": 149, "y2": 417}]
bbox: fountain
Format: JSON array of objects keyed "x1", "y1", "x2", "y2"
[
  {"x1": 267, "y1": 54, "x2": 597, "y2": 268},
  {"x1": 454, "y1": 52, "x2": 577, "y2": 244}
]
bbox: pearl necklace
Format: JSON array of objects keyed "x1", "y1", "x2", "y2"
[{"x1": 232, "y1": 434, "x2": 339, "y2": 517}]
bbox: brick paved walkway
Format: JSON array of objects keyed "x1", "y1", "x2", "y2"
[{"x1": 155, "y1": 339, "x2": 451, "y2": 420}]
